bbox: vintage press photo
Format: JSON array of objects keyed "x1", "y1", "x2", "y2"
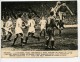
[{"x1": 1, "y1": 1, "x2": 78, "y2": 58}]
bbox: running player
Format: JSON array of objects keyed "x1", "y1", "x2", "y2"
[
  {"x1": 12, "y1": 13, "x2": 24, "y2": 46},
  {"x1": 39, "y1": 16, "x2": 47, "y2": 38},
  {"x1": 25, "y1": 15, "x2": 40, "y2": 44},
  {"x1": 3, "y1": 17, "x2": 13, "y2": 41}
]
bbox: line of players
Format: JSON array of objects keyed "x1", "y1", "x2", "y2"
[{"x1": 1, "y1": 1, "x2": 73, "y2": 48}]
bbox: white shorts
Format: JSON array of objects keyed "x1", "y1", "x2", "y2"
[
  {"x1": 28, "y1": 27, "x2": 35, "y2": 33},
  {"x1": 15, "y1": 27, "x2": 23, "y2": 34},
  {"x1": 41, "y1": 25, "x2": 46, "y2": 31},
  {"x1": 4, "y1": 27, "x2": 12, "y2": 35}
]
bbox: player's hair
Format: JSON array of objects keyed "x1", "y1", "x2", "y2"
[
  {"x1": 57, "y1": 1, "x2": 61, "y2": 5},
  {"x1": 28, "y1": 15, "x2": 32, "y2": 19},
  {"x1": 50, "y1": 12, "x2": 54, "y2": 16},
  {"x1": 6, "y1": 16, "x2": 9, "y2": 20},
  {"x1": 17, "y1": 13, "x2": 22, "y2": 18}
]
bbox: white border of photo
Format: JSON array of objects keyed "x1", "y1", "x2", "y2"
[{"x1": 0, "y1": 0, "x2": 79, "y2": 62}]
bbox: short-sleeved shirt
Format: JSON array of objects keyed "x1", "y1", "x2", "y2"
[
  {"x1": 5, "y1": 20, "x2": 13, "y2": 28},
  {"x1": 39, "y1": 19, "x2": 47, "y2": 25},
  {"x1": 16, "y1": 18, "x2": 23, "y2": 28},
  {"x1": 58, "y1": 6, "x2": 67, "y2": 12},
  {"x1": 27, "y1": 19, "x2": 35, "y2": 27}
]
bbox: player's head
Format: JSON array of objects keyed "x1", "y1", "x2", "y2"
[
  {"x1": 57, "y1": 1, "x2": 61, "y2": 5},
  {"x1": 28, "y1": 15, "x2": 32, "y2": 19},
  {"x1": 50, "y1": 12, "x2": 54, "y2": 16},
  {"x1": 62, "y1": 3, "x2": 66, "y2": 6},
  {"x1": 42, "y1": 16, "x2": 45, "y2": 20},
  {"x1": 1, "y1": 16, "x2": 4, "y2": 21},
  {"x1": 8, "y1": 17, "x2": 12, "y2": 21},
  {"x1": 17, "y1": 13, "x2": 22, "y2": 18},
  {"x1": 6, "y1": 16, "x2": 9, "y2": 21},
  {"x1": 17, "y1": 11, "x2": 22, "y2": 18}
]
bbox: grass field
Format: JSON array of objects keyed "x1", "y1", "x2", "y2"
[{"x1": 1, "y1": 27, "x2": 77, "y2": 51}]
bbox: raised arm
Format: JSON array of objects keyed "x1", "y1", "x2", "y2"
[{"x1": 64, "y1": 3, "x2": 74, "y2": 15}]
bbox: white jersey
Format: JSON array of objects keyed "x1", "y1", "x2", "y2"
[
  {"x1": 27, "y1": 19, "x2": 35, "y2": 33},
  {"x1": 39, "y1": 19, "x2": 47, "y2": 31},
  {"x1": 1, "y1": 20, "x2": 4, "y2": 35},
  {"x1": 4, "y1": 20, "x2": 13, "y2": 34},
  {"x1": 15, "y1": 18, "x2": 23, "y2": 34},
  {"x1": 5, "y1": 20, "x2": 13, "y2": 28},
  {"x1": 51, "y1": 5, "x2": 61, "y2": 13},
  {"x1": 1, "y1": 20, "x2": 4, "y2": 28},
  {"x1": 51, "y1": 5, "x2": 61, "y2": 17}
]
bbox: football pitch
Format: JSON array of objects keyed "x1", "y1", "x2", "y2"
[{"x1": 1, "y1": 27, "x2": 77, "y2": 51}]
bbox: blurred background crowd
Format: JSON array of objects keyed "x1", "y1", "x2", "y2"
[{"x1": 1, "y1": 1, "x2": 77, "y2": 25}]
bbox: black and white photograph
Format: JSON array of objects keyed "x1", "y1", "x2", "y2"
[{"x1": 1, "y1": 1, "x2": 78, "y2": 58}]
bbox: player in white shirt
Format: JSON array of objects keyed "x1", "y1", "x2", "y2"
[
  {"x1": 1, "y1": 20, "x2": 4, "y2": 36},
  {"x1": 25, "y1": 15, "x2": 40, "y2": 44},
  {"x1": 39, "y1": 16, "x2": 47, "y2": 37},
  {"x1": 50, "y1": 1, "x2": 61, "y2": 18},
  {"x1": 1, "y1": 20, "x2": 4, "y2": 40},
  {"x1": 3, "y1": 17, "x2": 13, "y2": 41},
  {"x1": 27, "y1": 17, "x2": 35, "y2": 34},
  {"x1": 12, "y1": 14, "x2": 24, "y2": 46},
  {"x1": 1, "y1": 19, "x2": 5, "y2": 48}
]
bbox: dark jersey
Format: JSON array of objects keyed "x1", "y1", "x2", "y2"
[
  {"x1": 57, "y1": 21, "x2": 64, "y2": 28},
  {"x1": 58, "y1": 6, "x2": 67, "y2": 12},
  {"x1": 47, "y1": 16, "x2": 58, "y2": 29}
]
